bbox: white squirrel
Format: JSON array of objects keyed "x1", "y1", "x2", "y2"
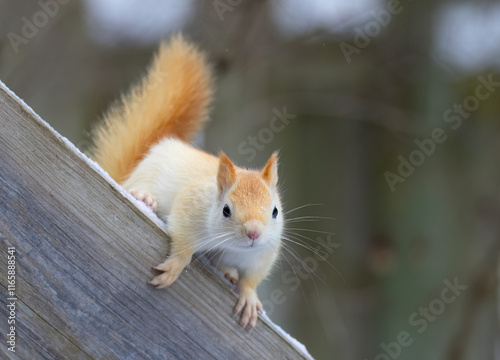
[{"x1": 91, "y1": 35, "x2": 283, "y2": 328}]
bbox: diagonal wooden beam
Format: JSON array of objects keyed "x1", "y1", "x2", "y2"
[{"x1": 0, "y1": 81, "x2": 311, "y2": 360}]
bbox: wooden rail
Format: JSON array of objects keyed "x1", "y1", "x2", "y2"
[{"x1": 0, "y1": 81, "x2": 311, "y2": 360}]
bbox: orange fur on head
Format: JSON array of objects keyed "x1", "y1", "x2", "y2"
[
  {"x1": 229, "y1": 172, "x2": 272, "y2": 224},
  {"x1": 91, "y1": 35, "x2": 214, "y2": 183}
]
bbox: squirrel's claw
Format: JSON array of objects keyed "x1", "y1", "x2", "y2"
[
  {"x1": 149, "y1": 257, "x2": 189, "y2": 288},
  {"x1": 234, "y1": 292, "x2": 263, "y2": 329},
  {"x1": 149, "y1": 270, "x2": 179, "y2": 288},
  {"x1": 130, "y1": 189, "x2": 158, "y2": 212}
]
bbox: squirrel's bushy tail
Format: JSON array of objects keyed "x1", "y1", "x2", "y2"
[{"x1": 90, "y1": 35, "x2": 213, "y2": 183}]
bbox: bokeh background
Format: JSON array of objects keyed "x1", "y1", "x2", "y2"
[{"x1": 2, "y1": 1, "x2": 500, "y2": 359}]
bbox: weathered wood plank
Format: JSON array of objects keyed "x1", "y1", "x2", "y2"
[{"x1": 0, "y1": 82, "x2": 309, "y2": 360}]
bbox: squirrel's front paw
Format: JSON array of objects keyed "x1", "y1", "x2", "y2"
[
  {"x1": 149, "y1": 257, "x2": 187, "y2": 288},
  {"x1": 233, "y1": 291, "x2": 263, "y2": 328},
  {"x1": 130, "y1": 189, "x2": 158, "y2": 212}
]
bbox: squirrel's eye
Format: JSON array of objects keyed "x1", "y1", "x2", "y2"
[
  {"x1": 272, "y1": 207, "x2": 278, "y2": 219},
  {"x1": 223, "y1": 204, "x2": 231, "y2": 218}
]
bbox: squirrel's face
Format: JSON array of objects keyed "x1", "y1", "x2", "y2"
[{"x1": 215, "y1": 153, "x2": 283, "y2": 250}]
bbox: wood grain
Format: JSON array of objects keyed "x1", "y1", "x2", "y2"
[{"x1": 0, "y1": 82, "x2": 309, "y2": 360}]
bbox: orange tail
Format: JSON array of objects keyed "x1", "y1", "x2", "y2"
[{"x1": 90, "y1": 35, "x2": 213, "y2": 183}]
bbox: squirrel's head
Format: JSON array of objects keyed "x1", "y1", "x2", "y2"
[{"x1": 214, "y1": 152, "x2": 283, "y2": 250}]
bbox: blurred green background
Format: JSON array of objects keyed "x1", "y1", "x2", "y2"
[{"x1": 1, "y1": 1, "x2": 500, "y2": 359}]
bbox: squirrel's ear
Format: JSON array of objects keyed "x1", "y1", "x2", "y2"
[
  {"x1": 217, "y1": 152, "x2": 236, "y2": 193},
  {"x1": 261, "y1": 152, "x2": 279, "y2": 188}
]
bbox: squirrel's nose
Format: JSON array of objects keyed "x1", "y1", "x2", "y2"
[
  {"x1": 246, "y1": 230, "x2": 260, "y2": 240},
  {"x1": 244, "y1": 220, "x2": 263, "y2": 241}
]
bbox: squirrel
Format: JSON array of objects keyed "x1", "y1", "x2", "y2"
[{"x1": 90, "y1": 35, "x2": 283, "y2": 328}]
